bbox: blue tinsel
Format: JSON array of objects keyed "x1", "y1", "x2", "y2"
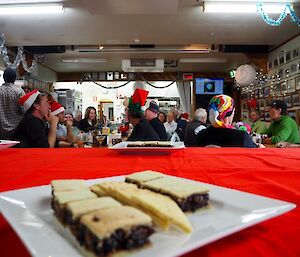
[{"x1": 256, "y1": 3, "x2": 300, "y2": 27}]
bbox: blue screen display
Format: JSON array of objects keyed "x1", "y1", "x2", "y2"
[{"x1": 195, "y1": 78, "x2": 224, "y2": 95}]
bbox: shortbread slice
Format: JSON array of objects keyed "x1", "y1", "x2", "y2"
[{"x1": 79, "y1": 206, "x2": 154, "y2": 256}]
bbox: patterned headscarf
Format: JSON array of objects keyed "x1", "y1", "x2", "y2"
[{"x1": 208, "y1": 95, "x2": 235, "y2": 129}]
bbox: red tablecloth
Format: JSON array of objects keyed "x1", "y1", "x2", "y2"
[{"x1": 0, "y1": 148, "x2": 300, "y2": 257}]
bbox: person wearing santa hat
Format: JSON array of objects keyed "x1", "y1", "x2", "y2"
[
  {"x1": 126, "y1": 89, "x2": 160, "y2": 141},
  {"x1": 49, "y1": 100, "x2": 76, "y2": 147},
  {"x1": 12, "y1": 90, "x2": 58, "y2": 148}
]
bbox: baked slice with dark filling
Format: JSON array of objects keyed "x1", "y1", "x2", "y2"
[
  {"x1": 51, "y1": 179, "x2": 88, "y2": 193},
  {"x1": 125, "y1": 171, "x2": 209, "y2": 212},
  {"x1": 79, "y1": 206, "x2": 154, "y2": 256},
  {"x1": 52, "y1": 190, "x2": 97, "y2": 224},
  {"x1": 65, "y1": 197, "x2": 122, "y2": 236}
]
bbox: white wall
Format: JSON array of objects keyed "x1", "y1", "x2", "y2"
[
  {"x1": 0, "y1": 69, "x2": 4, "y2": 84},
  {"x1": 54, "y1": 80, "x2": 179, "y2": 121}
]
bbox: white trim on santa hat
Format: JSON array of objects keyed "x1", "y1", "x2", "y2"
[
  {"x1": 23, "y1": 90, "x2": 41, "y2": 112},
  {"x1": 51, "y1": 106, "x2": 65, "y2": 116}
]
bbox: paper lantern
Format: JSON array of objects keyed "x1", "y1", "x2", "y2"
[{"x1": 235, "y1": 64, "x2": 256, "y2": 86}]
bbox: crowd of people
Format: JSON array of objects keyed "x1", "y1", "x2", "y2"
[{"x1": 0, "y1": 68, "x2": 299, "y2": 148}]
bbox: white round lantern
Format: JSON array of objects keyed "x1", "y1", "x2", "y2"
[{"x1": 235, "y1": 64, "x2": 256, "y2": 86}]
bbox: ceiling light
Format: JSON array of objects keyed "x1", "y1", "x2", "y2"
[
  {"x1": 203, "y1": 2, "x2": 286, "y2": 14},
  {"x1": 62, "y1": 58, "x2": 108, "y2": 63},
  {"x1": 98, "y1": 45, "x2": 104, "y2": 50},
  {"x1": 0, "y1": 3, "x2": 65, "y2": 15}
]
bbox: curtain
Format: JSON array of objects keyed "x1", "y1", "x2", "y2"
[{"x1": 176, "y1": 81, "x2": 191, "y2": 115}]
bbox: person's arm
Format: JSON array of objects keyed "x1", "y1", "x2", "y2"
[
  {"x1": 47, "y1": 114, "x2": 59, "y2": 148},
  {"x1": 269, "y1": 121, "x2": 293, "y2": 144},
  {"x1": 65, "y1": 120, "x2": 76, "y2": 143}
]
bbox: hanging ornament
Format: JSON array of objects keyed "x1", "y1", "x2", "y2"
[
  {"x1": 256, "y1": 3, "x2": 300, "y2": 27},
  {"x1": 0, "y1": 33, "x2": 38, "y2": 73},
  {"x1": 235, "y1": 64, "x2": 257, "y2": 86}
]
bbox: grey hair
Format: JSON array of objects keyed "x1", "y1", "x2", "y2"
[
  {"x1": 73, "y1": 110, "x2": 82, "y2": 118},
  {"x1": 194, "y1": 108, "x2": 207, "y2": 121}
]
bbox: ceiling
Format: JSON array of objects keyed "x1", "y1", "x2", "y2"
[{"x1": 0, "y1": 0, "x2": 299, "y2": 73}]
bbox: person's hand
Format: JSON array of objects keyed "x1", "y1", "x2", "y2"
[
  {"x1": 258, "y1": 144, "x2": 265, "y2": 148},
  {"x1": 47, "y1": 113, "x2": 59, "y2": 126},
  {"x1": 277, "y1": 142, "x2": 290, "y2": 148}
]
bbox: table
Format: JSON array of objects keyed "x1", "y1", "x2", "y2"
[{"x1": 0, "y1": 148, "x2": 299, "y2": 257}]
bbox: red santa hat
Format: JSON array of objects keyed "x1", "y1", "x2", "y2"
[
  {"x1": 50, "y1": 101, "x2": 65, "y2": 116},
  {"x1": 18, "y1": 89, "x2": 41, "y2": 112},
  {"x1": 181, "y1": 113, "x2": 189, "y2": 119}
]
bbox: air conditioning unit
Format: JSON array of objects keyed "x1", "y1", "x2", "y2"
[{"x1": 122, "y1": 59, "x2": 164, "y2": 73}]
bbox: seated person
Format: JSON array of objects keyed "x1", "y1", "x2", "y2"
[
  {"x1": 78, "y1": 106, "x2": 98, "y2": 132},
  {"x1": 126, "y1": 89, "x2": 160, "y2": 141},
  {"x1": 184, "y1": 108, "x2": 207, "y2": 147},
  {"x1": 64, "y1": 110, "x2": 81, "y2": 137},
  {"x1": 12, "y1": 90, "x2": 58, "y2": 148},
  {"x1": 263, "y1": 100, "x2": 299, "y2": 145},
  {"x1": 197, "y1": 95, "x2": 258, "y2": 148},
  {"x1": 145, "y1": 101, "x2": 167, "y2": 141},
  {"x1": 72, "y1": 110, "x2": 82, "y2": 128},
  {"x1": 164, "y1": 111, "x2": 177, "y2": 140},
  {"x1": 158, "y1": 112, "x2": 166, "y2": 123},
  {"x1": 176, "y1": 113, "x2": 189, "y2": 141},
  {"x1": 249, "y1": 109, "x2": 267, "y2": 134}
]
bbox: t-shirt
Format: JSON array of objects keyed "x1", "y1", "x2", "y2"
[
  {"x1": 128, "y1": 119, "x2": 160, "y2": 141},
  {"x1": 266, "y1": 115, "x2": 299, "y2": 144},
  {"x1": 197, "y1": 126, "x2": 257, "y2": 148},
  {"x1": 12, "y1": 113, "x2": 49, "y2": 148},
  {"x1": 149, "y1": 117, "x2": 167, "y2": 141}
]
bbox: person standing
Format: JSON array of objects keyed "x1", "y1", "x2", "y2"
[{"x1": 0, "y1": 68, "x2": 24, "y2": 139}]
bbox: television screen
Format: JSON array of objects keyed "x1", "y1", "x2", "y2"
[{"x1": 195, "y1": 78, "x2": 224, "y2": 95}]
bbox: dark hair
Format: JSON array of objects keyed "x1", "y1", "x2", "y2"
[
  {"x1": 84, "y1": 106, "x2": 97, "y2": 126},
  {"x1": 128, "y1": 110, "x2": 143, "y2": 119},
  {"x1": 26, "y1": 93, "x2": 47, "y2": 114},
  {"x1": 158, "y1": 112, "x2": 166, "y2": 123},
  {"x1": 3, "y1": 68, "x2": 17, "y2": 83}
]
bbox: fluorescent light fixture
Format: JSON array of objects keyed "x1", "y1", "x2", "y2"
[
  {"x1": 204, "y1": 2, "x2": 286, "y2": 14},
  {"x1": 99, "y1": 45, "x2": 104, "y2": 50},
  {"x1": 0, "y1": 3, "x2": 65, "y2": 15},
  {"x1": 180, "y1": 58, "x2": 227, "y2": 63},
  {"x1": 62, "y1": 58, "x2": 108, "y2": 63}
]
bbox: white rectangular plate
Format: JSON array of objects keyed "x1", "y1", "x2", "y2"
[
  {"x1": 109, "y1": 142, "x2": 185, "y2": 155},
  {"x1": 0, "y1": 140, "x2": 19, "y2": 150},
  {"x1": 0, "y1": 176, "x2": 296, "y2": 257}
]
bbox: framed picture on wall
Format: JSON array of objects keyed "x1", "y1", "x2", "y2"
[
  {"x1": 285, "y1": 51, "x2": 291, "y2": 63},
  {"x1": 259, "y1": 99, "x2": 265, "y2": 110},
  {"x1": 254, "y1": 89, "x2": 259, "y2": 99},
  {"x1": 291, "y1": 63, "x2": 297, "y2": 74},
  {"x1": 265, "y1": 98, "x2": 270, "y2": 111},
  {"x1": 279, "y1": 55, "x2": 285, "y2": 65},
  {"x1": 263, "y1": 86, "x2": 270, "y2": 97},
  {"x1": 284, "y1": 95, "x2": 292, "y2": 108},
  {"x1": 274, "y1": 58, "x2": 279, "y2": 68},
  {"x1": 292, "y1": 93, "x2": 300, "y2": 107},
  {"x1": 265, "y1": 111, "x2": 271, "y2": 121},
  {"x1": 287, "y1": 79, "x2": 296, "y2": 93},
  {"x1": 296, "y1": 76, "x2": 300, "y2": 90},
  {"x1": 293, "y1": 49, "x2": 299, "y2": 59},
  {"x1": 275, "y1": 84, "x2": 281, "y2": 96}
]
